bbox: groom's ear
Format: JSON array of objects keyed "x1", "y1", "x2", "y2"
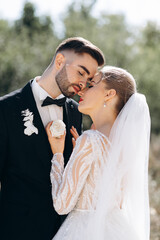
[{"x1": 55, "y1": 53, "x2": 65, "y2": 70}]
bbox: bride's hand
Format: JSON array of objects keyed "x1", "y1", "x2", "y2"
[
  {"x1": 70, "y1": 126, "x2": 79, "y2": 148},
  {"x1": 46, "y1": 122, "x2": 66, "y2": 154}
]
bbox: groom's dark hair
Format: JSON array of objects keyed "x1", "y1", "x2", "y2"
[{"x1": 54, "y1": 37, "x2": 105, "y2": 66}]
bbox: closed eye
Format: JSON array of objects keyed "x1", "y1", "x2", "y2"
[
  {"x1": 86, "y1": 81, "x2": 94, "y2": 88},
  {"x1": 86, "y1": 82, "x2": 92, "y2": 88},
  {"x1": 78, "y1": 71, "x2": 84, "y2": 76}
]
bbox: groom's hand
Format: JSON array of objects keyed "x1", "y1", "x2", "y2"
[{"x1": 70, "y1": 126, "x2": 79, "y2": 148}]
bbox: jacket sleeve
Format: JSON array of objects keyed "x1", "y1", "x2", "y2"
[
  {"x1": 50, "y1": 133, "x2": 93, "y2": 215},
  {"x1": 0, "y1": 104, "x2": 8, "y2": 181}
]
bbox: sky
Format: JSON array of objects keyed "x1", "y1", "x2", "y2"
[{"x1": 0, "y1": 0, "x2": 160, "y2": 29}]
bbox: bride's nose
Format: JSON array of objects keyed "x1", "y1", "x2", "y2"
[
  {"x1": 78, "y1": 90, "x2": 83, "y2": 97},
  {"x1": 78, "y1": 88, "x2": 86, "y2": 97}
]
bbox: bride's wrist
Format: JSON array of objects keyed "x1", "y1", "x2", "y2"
[
  {"x1": 51, "y1": 153, "x2": 64, "y2": 164},
  {"x1": 54, "y1": 153, "x2": 63, "y2": 156}
]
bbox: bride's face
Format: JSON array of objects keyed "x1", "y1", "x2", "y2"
[{"x1": 78, "y1": 72, "x2": 107, "y2": 115}]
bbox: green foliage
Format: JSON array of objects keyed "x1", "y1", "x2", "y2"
[
  {"x1": 0, "y1": 2, "x2": 59, "y2": 95},
  {"x1": 149, "y1": 134, "x2": 160, "y2": 240},
  {"x1": 95, "y1": 14, "x2": 133, "y2": 68},
  {"x1": 63, "y1": 2, "x2": 132, "y2": 68},
  {"x1": 0, "y1": 20, "x2": 16, "y2": 94},
  {"x1": 129, "y1": 22, "x2": 160, "y2": 133},
  {"x1": 14, "y1": 2, "x2": 53, "y2": 37},
  {"x1": 63, "y1": 2, "x2": 98, "y2": 39},
  {"x1": 0, "y1": 1, "x2": 159, "y2": 238}
]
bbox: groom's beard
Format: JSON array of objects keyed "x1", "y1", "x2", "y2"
[{"x1": 55, "y1": 65, "x2": 79, "y2": 98}]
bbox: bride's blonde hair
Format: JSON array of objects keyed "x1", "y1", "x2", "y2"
[{"x1": 101, "y1": 66, "x2": 136, "y2": 114}]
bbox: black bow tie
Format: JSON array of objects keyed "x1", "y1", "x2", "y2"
[{"x1": 41, "y1": 96, "x2": 66, "y2": 107}]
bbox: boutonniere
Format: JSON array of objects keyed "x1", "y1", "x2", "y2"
[{"x1": 21, "y1": 109, "x2": 38, "y2": 136}]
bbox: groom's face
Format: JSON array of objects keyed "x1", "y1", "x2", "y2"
[{"x1": 55, "y1": 53, "x2": 98, "y2": 98}]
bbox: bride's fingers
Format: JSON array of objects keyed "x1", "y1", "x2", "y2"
[
  {"x1": 73, "y1": 127, "x2": 79, "y2": 139},
  {"x1": 61, "y1": 130, "x2": 66, "y2": 140},
  {"x1": 70, "y1": 129, "x2": 77, "y2": 140},
  {"x1": 70, "y1": 126, "x2": 79, "y2": 140},
  {"x1": 72, "y1": 137, "x2": 76, "y2": 148},
  {"x1": 46, "y1": 121, "x2": 53, "y2": 136},
  {"x1": 46, "y1": 121, "x2": 53, "y2": 129}
]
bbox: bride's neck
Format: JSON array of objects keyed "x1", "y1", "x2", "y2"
[{"x1": 91, "y1": 110, "x2": 116, "y2": 137}]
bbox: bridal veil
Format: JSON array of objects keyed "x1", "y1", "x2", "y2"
[{"x1": 87, "y1": 93, "x2": 151, "y2": 240}]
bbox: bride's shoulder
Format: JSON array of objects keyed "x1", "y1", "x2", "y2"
[
  {"x1": 76, "y1": 130, "x2": 110, "y2": 155},
  {"x1": 81, "y1": 129, "x2": 97, "y2": 138},
  {"x1": 79, "y1": 129, "x2": 109, "y2": 143},
  {"x1": 77, "y1": 130, "x2": 92, "y2": 142},
  {"x1": 76, "y1": 130, "x2": 95, "y2": 145},
  {"x1": 83, "y1": 129, "x2": 108, "y2": 138}
]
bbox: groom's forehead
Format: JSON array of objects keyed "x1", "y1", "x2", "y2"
[{"x1": 72, "y1": 53, "x2": 98, "y2": 70}]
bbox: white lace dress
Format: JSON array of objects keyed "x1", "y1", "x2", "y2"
[{"x1": 50, "y1": 130, "x2": 138, "y2": 240}]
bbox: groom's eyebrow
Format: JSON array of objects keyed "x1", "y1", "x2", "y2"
[{"x1": 78, "y1": 65, "x2": 90, "y2": 75}]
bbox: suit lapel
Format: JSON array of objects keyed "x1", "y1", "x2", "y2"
[
  {"x1": 63, "y1": 99, "x2": 74, "y2": 165},
  {"x1": 21, "y1": 82, "x2": 52, "y2": 170},
  {"x1": 63, "y1": 100, "x2": 70, "y2": 138}
]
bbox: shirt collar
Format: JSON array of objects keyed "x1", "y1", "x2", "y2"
[{"x1": 32, "y1": 77, "x2": 65, "y2": 102}]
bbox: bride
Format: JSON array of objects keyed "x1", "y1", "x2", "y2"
[{"x1": 46, "y1": 66, "x2": 150, "y2": 240}]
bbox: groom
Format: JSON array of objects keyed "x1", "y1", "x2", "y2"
[{"x1": 0, "y1": 37, "x2": 104, "y2": 240}]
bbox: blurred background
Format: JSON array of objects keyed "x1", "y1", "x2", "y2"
[{"x1": 0, "y1": 0, "x2": 159, "y2": 238}]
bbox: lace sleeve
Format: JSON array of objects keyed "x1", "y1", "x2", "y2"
[{"x1": 50, "y1": 133, "x2": 93, "y2": 215}]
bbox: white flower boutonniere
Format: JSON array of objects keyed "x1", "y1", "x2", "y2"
[{"x1": 21, "y1": 109, "x2": 38, "y2": 136}]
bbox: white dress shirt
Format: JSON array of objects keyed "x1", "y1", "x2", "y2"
[{"x1": 32, "y1": 77, "x2": 64, "y2": 127}]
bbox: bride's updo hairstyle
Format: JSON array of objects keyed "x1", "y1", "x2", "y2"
[{"x1": 101, "y1": 66, "x2": 136, "y2": 115}]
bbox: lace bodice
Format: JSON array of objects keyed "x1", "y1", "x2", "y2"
[{"x1": 50, "y1": 130, "x2": 109, "y2": 215}]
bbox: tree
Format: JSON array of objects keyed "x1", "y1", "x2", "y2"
[
  {"x1": 0, "y1": 20, "x2": 17, "y2": 95},
  {"x1": 129, "y1": 22, "x2": 160, "y2": 134},
  {"x1": 14, "y1": 2, "x2": 54, "y2": 38},
  {"x1": 0, "y1": 2, "x2": 59, "y2": 96}
]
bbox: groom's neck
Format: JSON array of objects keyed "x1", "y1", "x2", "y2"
[{"x1": 38, "y1": 69, "x2": 61, "y2": 99}]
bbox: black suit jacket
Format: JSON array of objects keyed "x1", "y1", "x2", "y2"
[{"x1": 0, "y1": 82, "x2": 82, "y2": 240}]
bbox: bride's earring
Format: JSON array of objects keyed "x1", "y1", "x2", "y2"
[{"x1": 104, "y1": 102, "x2": 106, "y2": 108}]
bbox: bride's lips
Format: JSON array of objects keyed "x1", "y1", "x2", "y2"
[
  {"x1": 79, "y1": 98, "x2": 83, "y2": 103},
  {"x1": 72, "y1": 86, "x2": 80, "y2": 94}
]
